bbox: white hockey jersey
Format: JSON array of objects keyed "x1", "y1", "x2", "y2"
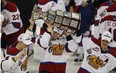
[
  {"x1": 93, "y1": 1, "x2": 112, "y2": 39},
  {"x1": 99, "y1": 15, "x2": 116, "y2": 47},
  {"x1": 95, "y1": 1, "x2": 112, "y2": 23},
  {"x1": 75, "y1": 37, "x2": 116, "y2": 73},
  {"x1": 37, "y1": 31, "x2": 77, "y2": 63},
  {"x1": 2, "y1": 1, "x2": 23, "y2": 35},
  {"x1": 104, "y1": 3, "x2": 116, "y2": 17},
  {"x1": 1, "y1": 42, "x2": 29, "y2": 73}
]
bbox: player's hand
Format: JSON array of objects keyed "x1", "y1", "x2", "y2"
[
  {"x1": 46, "y1": 22, "x2": 54, "y2": 35},
  {"x1": 28, "y1": 18, "x2": 35, "y2": 31},
  {"x1": 21, "y1": 58, "x2": 28, "y2": 71},
  {"x1": 29, "y1": 18, "x2": 35, "y2": 26}
]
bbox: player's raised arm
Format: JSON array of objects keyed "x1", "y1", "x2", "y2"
[
  {"x1": 25, "y1": 18, "x2": 35, "y2": 36},
  {"x1": 36, "y1": 21, "x2": 53, "y2": 49}
]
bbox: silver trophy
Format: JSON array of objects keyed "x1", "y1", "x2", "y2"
[
  {"x1": 53, "y1": 23, "x2": 61, "y2": 27},
  {"x1": 70, "y1": 12, "x2": 80, "y2": 28},
  {"x1": 55, "y1": 10, "x2": 64, "y2": 24},
  {"x1": 62, "y1": 18, "x2": 71, "y2": 26},
  {"x1": 64, "y1": 12, "x2": 71, "y2": 18},
  {"x1": 31, "y1": 4, "x2": 40, "y2": 19},
  {"x1": 56, "y1": 10, "x2": 64, "y2": 16},
  {"x1": 70, "y1": 19, "x2": 79, "y2": 28},
  {"x1": 47, "y1": 10, "x2": 56, "y2": 23},
  {"x1": 71, "y1": 12, "x2": 80, "y2": 20},
  {"x1": 62, "y1": 12, "x2": 71, "y2": 26},
  {"x1": 55, "y1": 16, "x2": 63, "y2": 24}
]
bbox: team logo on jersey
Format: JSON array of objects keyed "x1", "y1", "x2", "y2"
[
  {"x1": 100, "y1": 10, "x2": 106, "y2": 17},
  {"x1": 92, "y1": 47, "x2": 99, "y2": 52},
  {"x1": 87, "y1": 49, "x2": 92, "y2": 54},
  {"x1": 86, "y1": 55, "x2": 109, "y2": 69},
  {"x1": 87, "y1": 47, "x2": 99, "y2": 54},
  {"x1": 48, "y1": 44, "x2": 64, "y2": 55}
]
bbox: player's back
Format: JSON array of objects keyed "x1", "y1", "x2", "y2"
[
  {"x1": 99, "y1": 15, "x2": 116, "y2": 47},
  {"x1": 2, "y1": 1, "x2": 23, "y2": 26}
]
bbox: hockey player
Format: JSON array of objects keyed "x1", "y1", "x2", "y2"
[
  {"x1": 1, "y1": 33, "x2": 33, "y2": 73},
  {"x1": 102, "y1": 3, "x2": 116, "y2": 17},
  {"x1": 93, "y1": 0, "x2": 116, "y2": 38},
  {"x1": 73, "y1": 31, "x2": 116, "y2": 73},
  {"x1": 93, "y1": 4, "x2": 116, "y2": 47},
  {"x1": 95, "y1": 0, "x2": 116, "y2": 25},
  {"x1": 35, "y1": 19, "x2": 78, "y2": 73},
  {"x1": 98, "y1": 15, "x2": 116, "y2": 47},
  {"x1": 95, "y1": 10, "x2": 116, "y2": 72},
  {"x1": 1, "y1": 0, "x2": 24, "y2": 50}
]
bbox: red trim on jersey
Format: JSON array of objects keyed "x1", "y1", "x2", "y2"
[
  {"x1": 94, "y1": 20, "x2": 99, "y2": 26},
  {"x1": 98, "y1": 0, "x2": 112, "y2": 8},
  {"x1": 109, "y1": 48, "x2": 116, "y2": 57},
  {"x1": 2, "y1": 26, "x2": 24, "y2": 43},
  {"x1": 40, "y1": 28, "x2": 46, "y2": 35},
  {"x1": 106, "y1": 4, "x2": 116, "y2": 12},
  {"x1": 65, "y1": 43, "x2": 72, "y2": 52},
  {"x1": 39, "y1": 62, "x2": 66, "y2": 73},
  {"x1": 78, "y1": 67, "x2": 91, "y2": 73},
  {"x1": 5, "y1": 2, "x2": 17, "y2": 12},
  {"x1": 100, "y1": 15, "x2": 114, "y2": 23},
  {"x1": 91, "y1": 37, "x2": 101, "y2": 46},
  {"x1": 98, "y1": 2, "x2": 107, "y2": 9},
  {"x1": 7, "y1": 41, "x2": 20, "y2": 55},
  {"x1": 12, "y1": 22, "x2": 21, "y2": 29},
  {"x1": 38, "y1": 0, "x2": 52, "y2": 5},
  {"x1": 37, "y1": 38, "x2": 47, "y2": 49}
]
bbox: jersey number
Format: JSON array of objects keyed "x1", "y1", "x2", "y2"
[{"x1": 12, "y1": 14, "x2": 19, "y2": 20}]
